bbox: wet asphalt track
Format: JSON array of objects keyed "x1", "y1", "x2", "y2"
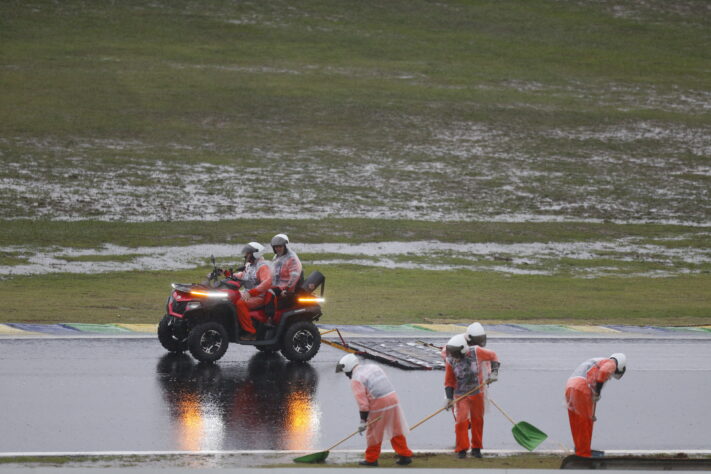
[{"x1": 0, "y1": 335, "x2": 710, "y2": 456}]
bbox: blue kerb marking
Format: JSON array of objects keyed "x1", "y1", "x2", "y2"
[
  {"x1": 485, "y1": 324, "x2": 533, "y2": 333},
  {"x1": 61, "y1": 323, "x2": 133, "y2": 334},
  {"x1": 7, "y1": 323, "x2": 82, "y2": 335},
  {"x1": 605, "y1": 325, "x2": 678, "y2": 334}
]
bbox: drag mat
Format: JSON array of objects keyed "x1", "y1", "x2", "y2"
[{"x1": 323, "y1": 337, "x2": 445, "y2": 370}]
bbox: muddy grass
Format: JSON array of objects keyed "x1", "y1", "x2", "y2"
[
  {"x1": 0, "y1": 453, "x2": 562, "y2": 469},
  {"x1": 285, "y1": 452, "x2": 565, "y2": 469}
]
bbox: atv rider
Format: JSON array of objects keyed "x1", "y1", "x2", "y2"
[
  {"x1": 232, "y1": 242, "x2": 272, "y2": 340},
  {"x1": 270, "y1": 233, "x2": 303, "y2": 293},
  {"x1": 237, "y1": 242, "x2": 273, "y2": 306}
]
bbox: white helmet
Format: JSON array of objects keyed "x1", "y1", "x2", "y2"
[
  {"x1": 445, "y1": 334, "x2": 468, "y2": 359},
  {"x1": 466, "y1": 322, "x2": 487, "y2": 347},
  {"x1": 335, "y1": 353, "x2": 359, "y2": 374},
  {"x1": 610, "y1": 353, "x2": 626, "y2": 379},
  {"x1": 271, "y1": 233, "x2": 289, "y2": 247},
  {"x1": 241, "y1": 242, "x2": 265, "y2": 259}
]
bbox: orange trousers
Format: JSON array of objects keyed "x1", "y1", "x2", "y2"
[
  {"x1": 565, "y1": 380, "x2": 595, "y2": 457},
  {"x1": 365, "y1": 435, "x2": 412, "y2": 463},
  {"x1": 231, "y1": 295, "x2": 256, "y2": 334},
  {"x1": 453, "y1": 392, "x2": 485, "y2": 452}
]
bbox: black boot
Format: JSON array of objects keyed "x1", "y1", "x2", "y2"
[
  {"x1": 359, "y1": 459, "x2": 378, "y2": 466},
  {"x1": 457, "y1": 450, "x2": 467, "y2": 459},
  {"x1": 470, "y1": 448, "x2": 482, "y2": 458},
  {"x1": 396, "y1": 455, "x2": 412, "y2": 465}
]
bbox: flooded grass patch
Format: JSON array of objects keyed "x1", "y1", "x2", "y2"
[
  {"x1": 1, "y1": 1, "x2": 710, "y2": 225},
  {"x1": 0, "y1": 218, "x2": 706, "y2": 250},
  {"x1": 0, "y1": 219, "x2": 708, "y2": 283},
  {"x1": 0, "y1": 1, "x2": 709, "y2": 326},
  {"x1": 3, "y1": 129, "x2": 707, "y2": 224},
  {"x1": 0, "y1": 251, "x2": 29, "y2": 266}
]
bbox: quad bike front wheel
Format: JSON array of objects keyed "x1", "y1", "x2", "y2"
[
  {"x1": 280, "y1": 321, "x2": 321, "y2": 362},
  {"x1": 188, "y1": 321, "x2": 229, "y2": 363},
  {"x1": 158, "y1": 314, "x2": 187, "y2": 353}
]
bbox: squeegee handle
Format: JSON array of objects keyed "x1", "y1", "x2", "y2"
[
  {"x1": 410, "y1": 381, "x2": 488, "y2": 431},
  {"x1": 324, "y1": 415, "x2": 383, "y2": 452},
  {"x1": 488, "y1": 397, "x2": 516, "y2": 425}
]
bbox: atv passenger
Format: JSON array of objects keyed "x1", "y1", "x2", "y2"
[
  {"x1": 233, "y1": 242, "x2": 272, "y2": 340},
  {"x1": 270, "y1": 233, "x2": 302, "y2": 293}
]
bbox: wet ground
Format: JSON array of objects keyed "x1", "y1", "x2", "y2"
[{"x1": 0, "y1": 335, "x2": 709, "y2": 457}]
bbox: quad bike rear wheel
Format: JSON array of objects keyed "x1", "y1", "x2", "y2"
[
  {"x1": 280, "y1": 321, "x2": 321, "y2": 362},
  {"x1": 158, "y1": 314, "x2": 187, "y2": 353},
  {"x1": 188, "y1": 321, "x2": 229, "y2": 363}
]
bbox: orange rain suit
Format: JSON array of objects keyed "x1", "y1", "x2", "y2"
[
  {"x1": 272, "y1": 248, "x2": 302, "y2": 292},
  {"x1": 444, "y1": 346, "x2": 499, "y2": 453},
  {"x1": 350, "y1": 363, "x2": 413, "y2": 463},
  {"x1": 232, "y1": 258, "x2": 273, "y2": 334},
  {"x1": 564, "y1": 358, "x2": 617, "y2": 457}
]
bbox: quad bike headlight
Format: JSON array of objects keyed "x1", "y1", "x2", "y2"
[
  {"x1": 298, "y1": 296, "x2": 325, "y2": 304},
  {"x1": 189, "y1": 290, "x2": 229, "y2": 299}
]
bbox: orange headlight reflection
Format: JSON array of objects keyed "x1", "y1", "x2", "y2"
[
  {"x1": 176, "y1": 394, "x2": 203, "y2": 451},
  {"x1": 284, "y1": 391, "x2": 319, "y2": 450}
]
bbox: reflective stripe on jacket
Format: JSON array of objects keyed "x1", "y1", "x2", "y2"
[
  {"x1": 568, "y1": 357, "x2": 616, "y2": 393},
  {"x1": 445, "y1": 346, "x2": 498, "y2": 396},
  {"x1": 241, "y1": 257, "x2": 271, "y2": 294},
  {"x1": 351, "y1": 363, "x2": 396, "y2": 412}
]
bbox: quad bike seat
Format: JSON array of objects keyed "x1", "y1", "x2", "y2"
[{"x1": 299, "y1": 270, "x2": 325, "y2": 295}]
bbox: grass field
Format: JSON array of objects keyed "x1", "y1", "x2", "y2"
[{"x1": 0, "y1": 0, "x2": 709, "y2": 325}]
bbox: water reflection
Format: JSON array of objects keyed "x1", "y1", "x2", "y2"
[{"x1": 156, "y1": 352, "x2": 320, "y2": 451}]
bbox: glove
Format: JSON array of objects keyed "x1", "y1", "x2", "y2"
[
  {"x1": 223, "y1": 270, "x2": 232, "y2": 278},
  {"x1": 357, "y1": 420, "x2": 367, "y2": 435},
  {"x1": 593, "y1": 392, "x2": 601, "y2": 402},
  {"x1": 248, "y1": 288, "x2": 260, "y2": 297},
  {"x1": 487, "y1": 371, "x2": 498, "y2": 384},
  {"x1": 444, "y1": 399, "x2": 454, "y2": 411},
  {"x1": 236, "y1": 265, "x2": 246, "y2": 272}
]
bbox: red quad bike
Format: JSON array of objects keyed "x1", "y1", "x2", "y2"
[{"x1": 158, "y1": 255, "x2": 325, "y2": 363}]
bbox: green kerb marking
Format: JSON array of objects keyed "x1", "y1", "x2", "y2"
[
  {"x1": 516, "y1": 324, "x2": 576, "y2": 333},
  {"x1": 368, "y1": 324, "x2": 429, "y2": 332},
  {"x1": 406, "y1": 324, "x2": 436, "y2": 332}
]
